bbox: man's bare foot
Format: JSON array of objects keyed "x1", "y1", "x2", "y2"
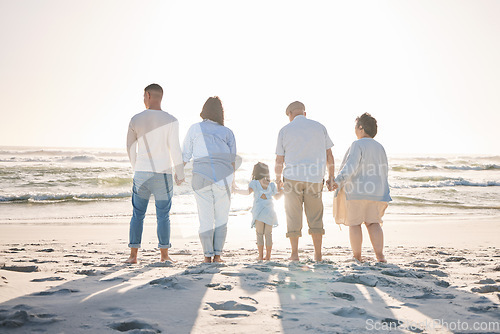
[
  {"x1": 264, "y1": 256, "x2": 271, "y2": 261},
  {"x1": 288, "y1": 254, "x2": 300, "y2": 262},
  {"x1": 213, "y1": 255, "x2": 224, "y2": 263},
  {"x1": 353, "y1": 256, "x2": 363, "y2": 263},
  {"x1": 126, "y1": 248, "x2": 139, "y2": 264},
  {"x1": 376, "y1": 255, "x2": 387, "y2": 263},
  {"x1": 256, "y1": 256, "x2": 264, "y2": 261},
  {"x1": 203, "y1": 257, "x2": 212, "y2": 263},
  {"x1": 160, "y1": 249, "x2": 176, "y2": 263},
  {"x1": 161, "y1": 256, "x2": 177, "y2": 263},
  {"x1": 314, "y1": 253, "x2": 322, "y2": 262}
]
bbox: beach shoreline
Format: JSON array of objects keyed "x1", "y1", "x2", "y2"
[{"x1": 1, "y1": 214, "x2": 500, "y2": 333}]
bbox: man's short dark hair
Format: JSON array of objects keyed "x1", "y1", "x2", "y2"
[
  {"x1": 144, "y1": 83, "x2": 163, "y2": 95},
  {"x1": 356, "y1": 113, "x2": 377, "y2": 138}
]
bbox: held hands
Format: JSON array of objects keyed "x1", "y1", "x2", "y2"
[
  {"x1": 174, "y1": 174, "x2": 184, "y2": 186},
  {"x1": 326, "y1": 177, "x2": 338, "y2": 191},
  {"x1": 276, "y1": 178, "x2": 283, "y2": 190}
]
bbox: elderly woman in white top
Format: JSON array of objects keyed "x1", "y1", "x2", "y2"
[
  {"x1": 332, "y1": 113, "x2": 392, "y2": 262},
  {"x1": 182, "y1": 96, "x2": 237, "y2": 263}
]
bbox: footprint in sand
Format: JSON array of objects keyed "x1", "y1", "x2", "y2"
[
  {"x1": 329, "y1": 291, "x2": 355, "y2": 301},
  {"x1": 182, "y1": 266, "x2": 221, "y2": 275},
  {"x1": 434, "y1": 279, "x2": 450, "y2": 288},
  {"x1": 330, "y1": 306, "x2": 376, "y2": 319},
  {"x1": 380, "y1": 269, "x2": 426, "y2": 279},
  {"x1": 409, "y1": 289, "x2": 455, "y2": 300},
  {"x1": 471, "y1": 285, "x2": 500, "y2": 293},
  {"x1": 245, "y1": 265, "x2": 272, "y2": 273},
  {"x1": 205, "y1": 283, "x2": 233, "y2": 291},
  {"x1": 445, "y1": 256, "x2": 466, "y2": 262},
  {"x1": 239, "y1": 296, "x2": 258, "y2": 304},
  {"x1": 216, "y1": 313, "x2": 249, "y2": 318},
  {"x1": 30, "y1": 277, "x2": 65, "y2": 283},
  {"x1": 100, "y1": 307, "x2": 133, "y2": 318},
  {"x1": 475, "y1": 278, "x2": 496, "y2": 284},
  {"x1": 206, "y1": 301, "x2": 257, "y2": 312},
  {"x1": 75, "y1": 269, "x2": 99, "y2": 276},
  {"x1": 36, "y1": 248, "x2": 55, "y2": 253},
  {"x1": 7, "y1": 248, "x2": 25, "y2": 252},
  {"x1": 149, "y1": 277, "x2": 189, "y2": 290},
  {"x1": 426, "y1": 269, "x2": 448, "y2": 277},
  {"x1": 335, "y1": 274, "x2": 379, "y2": 287},
  {"x1": 468, "y1": 305, "x2": 499, "y2": 317},
  {"x1": 33, "y1": 288, "x2": 79, "y2": 296},
  {"x1": 109, "y1": 320, "x2": 160, "y2": 333},
  {"x1": 1, "y1": 265, "x2": 39, "y2": 273},
  {"x1": 0, "y1": 305, "x2": 62, "y2": 328}
]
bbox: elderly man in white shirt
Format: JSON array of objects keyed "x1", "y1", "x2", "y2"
[
  {"x1": 275, "y1": 101, "x2": 335, "y2": 262},
  {"x1": 125, "y1": 84, "x2": 185, "y2": 264}
]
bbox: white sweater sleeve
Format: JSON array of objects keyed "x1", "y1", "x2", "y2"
[{"x1": 168, "y1": 120, "x2": 185, "y2": 180}]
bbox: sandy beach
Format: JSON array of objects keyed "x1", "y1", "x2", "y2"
[
  {"x1": 1, "y1": 211, "x2": 500, "y2": 334},
  {"x1": 2, "y1": 0, "x2": 500, "y2": 332}
]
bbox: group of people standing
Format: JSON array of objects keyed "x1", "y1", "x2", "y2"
[{"x1": 125, "y1": 84, "x2": 391, "y2": 265}]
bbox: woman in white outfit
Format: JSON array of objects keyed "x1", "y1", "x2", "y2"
[{"x1": 182, "y1": 96, "x2": 237, "y2": 263}]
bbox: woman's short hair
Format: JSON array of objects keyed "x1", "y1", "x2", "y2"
[
  {"x1": 356, "y1": 113, "x2": 378, "y2": 138},
  {"x1": 252, "y1": 162, "x2": 270, "y2": 180},
  {"x1": 200, "y1": 96, "x2": 224, "y2": 126}
]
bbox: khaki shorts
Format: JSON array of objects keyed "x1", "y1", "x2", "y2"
[
  {"x1": 284, "y1": 179, "x2": 325, "y2": 238},
  {"x1": 333, "y1": 188, "x2": 388, "y2": 226}
]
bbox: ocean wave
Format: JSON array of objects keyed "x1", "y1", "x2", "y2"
[
  {"x1": 444, "y1": 164, "x2": 500, "y2": 171},
  {"x1": 407, "y1": 176, "x2": 454, "y2": 182},
  {"x1": 0, "y1": 156, "x2": 130, "y2": 163},
  {"x1": 0, "y1": 149, "x2": 127, "y2": 157},
  {"x1": 392, "y1": 179, "x2": 500, "y2": 188},
  {"x1": 392, "y1": 196, "x2": 500, "y2": 210},
  {"x1": 62, "y1": 155, "x2": 97, "y2": 162},
  {"x1": 392, "y1": 164, "x2": 499, "y2": 172},
  {"x1": 97, "y1": 176, "x2": 133, "y2": 186},
  {"x1": 0, "y1": 186, "x2": 199, "y2": 203},
  {"x1": 391, "y1": 166, "x2": 421, "y2": 172},
  {"x1": 0, "y1": 192, "x2": 132, "y2": 203}
]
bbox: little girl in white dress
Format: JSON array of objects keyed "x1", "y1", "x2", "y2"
[{"x1": 235, "y1": 162, "x2": 283, "y2": 260}]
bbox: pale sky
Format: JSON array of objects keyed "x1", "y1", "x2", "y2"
[{"x1": 1, "y1": 0, "x2": 499, "y2": 156}]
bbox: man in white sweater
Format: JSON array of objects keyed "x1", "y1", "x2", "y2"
[{"x1": 125, "y1": 84, "x2": 185, "y2": 264}]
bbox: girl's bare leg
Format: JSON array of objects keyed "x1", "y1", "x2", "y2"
[
  {"x1": 257, "y1": 245, "x2": 264, "y2": 261},
  {"x1": 264, "y1": 246, "x2": 272, "y2": 261}
]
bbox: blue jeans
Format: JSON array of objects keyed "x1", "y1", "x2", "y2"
[
  {"x1": 192, "y1": 174, "x2": 231, "y2": 257},
  {"x1": 129, "y1": 172, "x2": 173, "y2": 249}
]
